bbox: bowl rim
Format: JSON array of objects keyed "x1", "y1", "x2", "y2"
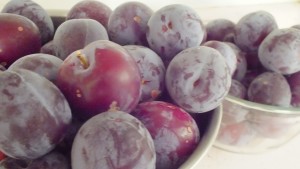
[
  {"x1": 179, "y1": 106, "x2": 223, "y2": 169},
  {"x1": 225, "y1": 94, "x2": 300, "y2": 115}
]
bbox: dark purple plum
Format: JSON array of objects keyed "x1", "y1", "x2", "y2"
[
  {"x1": 56, "y1": 40, "x2": 141, "y2": 120},
  {"x1": 8, "y1": 53, "x2": 63, "y2": 82},
  {"x1": 53, "y1": 19, "x2": 108, "y2": 60},
  {"x1": 247, "y1": 72, "x2": 291, "y2": 107},
  {"x1": 40, "y1": 40, "x2": 57, "y2": 56},
  {"x1": 205, "y1": 18, "x2": 235, "y2": 42},
  {"x1": 287, "y1": 71, "x2": 300, "y2": 107},
  {"x1": 1, "y1": 0, "x2": 54, "y2": 44},
  {"x1": 124, "y1": 45, "x2": 165, "y2": 102},
  {"x1": 202, "y1": 40, "x2": 237, "y2": 76},
  {"x1": 258, "y1": 28, "x2": 300, "y2": 75},
  {"x1": 146, "y1": 4, "x2": 205, "y2": 66},
  {"x1": 234, "y1": 10, "x2": 278, "y2": 53},
  {"x1": 165, "y1": 46, "x2": 231, "y2": 113},
  {"x1": 0, "y1": 151, "x2": 70, "y2": 169},
  {"x1": 229, "y1": 79, "x2": 247, "y2": 99},
  {"x1": 71, "y1": 110, "x2": 156, "y2": 169},
  {"x1": 226, "y1": 42, "x2": 247, "y2": 81},
  {"x1": 108, "y1": 1, "x2": 153, "y2": 46},
  {"x1": 66, "y1": 0, "x2": 112, "y2": 29},
  {"x1": 132, "y1": 101, "x2": 200, "y2": 169},
  {"x1": 0, "y1": 13, "x2": 41, "y2": 68},
  {"x1": 0, "y1": 69, "x2": 72, "y2": 159},
  {"x1": 240, "y1": 70, "x2": 263, "y2": 89}
]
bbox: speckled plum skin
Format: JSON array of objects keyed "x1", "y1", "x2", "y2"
[
  {"x1": 53, "y1": 19, "x2": 109, "y2": 60},
  {"x1": 1, "y1": 0, "x2": 54, "y2": 44},
  {"x1": 124, "y1": 45, "x2": 165, "y2": 102},
  {"x1": 258, "y1": 28, "x2": 300, "y2": 75},
  {"x1": 234, "y1": 10, "x2": 278, "y2": 53},
  {"x1": 0, "y1": 13, "x2": 41, "y2": 68},
  {"x1": 71, "y1": 110, "x2": 156, "y2": 169},
  {"x1": 0, "y1": 69, "x2": 72, "y2": 159},
  {"x1": 8, "y1": 53, "x2": 63, "y2": 82},
  {"x1": 202, "y1": 40, "x2": 237, "y2": 76},
  {"x1": 66, "y1": 0, "x2": 112, "y2": 29},
  {"x1": 205, "y1": 18, "x2": 235, "y2": 42},
  {"x1": 108, "y1": 2, "x2": 153, "y2": 46},
  {"x1": 146, "y1": 4, "x2": 205, "y2": 66},
  {"x1": 132, "y1": 101, "x2": 200, "y2": 169},
  {"x1": 56, "y1": 40, "x2": 141, "y2": 120},
  {"x1": 165, "y1": 46, "x2": 231, "y2": 113},
  {"x1": 247, "y1": 72, "x2": 291, "y2": 107},
  {"x1": 0, "y1": 151, "x2": 70, "y2": 169}
]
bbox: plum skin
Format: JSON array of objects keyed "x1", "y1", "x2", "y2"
[
  {"x1": 165, "y1": 46, "x2": 231, "y2": 113},
  {"x1": 71, "y1": 110, "x2": 156, "y2": 169},
  {"x1": 56, "y1": 40, "x2": 141, "y2": 120}
]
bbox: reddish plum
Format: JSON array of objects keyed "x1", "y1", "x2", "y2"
[
  {"x1": 0, "y1": 13, "x2": 41, "y2": 68},
  {"x1": 132, "y1": 101, "x2": 200, "y2": 169},
  {"x1": 66, "y1": 0, "x2": 112, "y2": 29},
  {"x1": 1, "y1": 0, "x2": 54, "y2": 44},
  {"x1": 53, "y1": 19, "x2": 108, "y2": 60},
  {"x1": 247, "y1": 72, "x2": 291, "y2": 107},
  {"x1": 146, "y1": 4, "x2": 205, "y2": 66},
  {"x1": 205, "y1": 18, "x2": 235, "y2": 42},
  {"x1": 124, "y1": 45, "x2": 165, "y2": 102},
  {"x1": 56, "y1": 40, "x2": 141, "y2": 120},
  {"x1": 8, "y1": 53, "x2": 63, "y2": 82},
  {"x1": 0, "y1": 69, "x2": 72, "y2": 159},
  {"x1": 165, "y1": 46, "x2": 231, "y2": 113},
  {"x1": 235, "y1": 10, "x2": 278, "y2": 53},
  {"x1": 71, "y1": 110, "x2": 156, "y2": 169},
  {"x1": 258, "y1": 28, "x2": 300, "y2": 75},
  {"x1": 108, "y1": 2, "x2": 153, "y2": 46},
  {"x1": 202, "y1": 40, "x2": 237, "y2": 76}
]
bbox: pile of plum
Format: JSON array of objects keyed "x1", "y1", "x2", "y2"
[{"x1": 0, "y1": 0, "x2": 300, "y2": 168}]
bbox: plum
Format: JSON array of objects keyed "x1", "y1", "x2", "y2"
[
  {"x1": 165, "y1": 46, "x2": 231, "y2": 113},
  {"x1": 287, "y1": 71, "x2": 300, "y2": 107},
  {"x1": 229, "y1": 79, "x2": 247, "y2": 99},
  {"x1": 8, "y1": 53, "x2": 63, "y2": 82},
  {"x1": 258, "y1": 28, "x2": 300, "y2": 75},
  {"x1": 205, "y1": 18, "x2": 235, "y2": 42},
  {"x1": 124, "y1": 45, "x2": 165, "y2": 102},
  {"x1": 234, "y1": 10, "x2": 278, "y2": 53},
  {"x1": 202, "y1": 40, "x2": 237, "y2": 76},
  {"x1": 40, "y1": 40, "x2": 57, "y2": 56},
  {"x1": 56, "y1": 40, "x2": 141, "y2": 120},
  {"x1": 132, "y1": 101, "x2": 200, "y2": 169},
  {"x1": 66, "y1": 0, "x2": 112, "y2": 29},
  {"x1": 226, "y1": 42, "x2": 247, "y2": 81},
  {"x1": 146, "y1": 4, "x2": 205, "y2": 66},
  {"x1": 71, "y1": 110, "x2": 156, "y2": 169},
  {"x1": 53, "y1": 19, "x2": 108, "y2": 60},
  {"x1": 0, "y1": 69, "x2": 72, "y2": 159},
  {"x1": 0, "y1": 151, "x2": 70, "y2": 169},
  {"x1": 108, "y1": 2, "x2": 153, "y2": 46},
  {"x1": 247, "y1": 72, "x2": 291, "y2": 107},
  {"x1": 1, "y1": 0, "x2": 54, "y2": 44},
  {"x1": 0, "y1": 13, "x2": 41, "y2": 68}
]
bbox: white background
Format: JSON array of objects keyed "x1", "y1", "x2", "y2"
[{"x1": 1, "y1": 0, "x2": 300, "y2": 169}]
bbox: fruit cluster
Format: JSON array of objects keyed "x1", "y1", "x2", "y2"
[{"x1": 0, "y1": 0, "x2": 300, "y2": 168}]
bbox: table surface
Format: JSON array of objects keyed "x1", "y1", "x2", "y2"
[{"x1": 1, "y1": 1, "x2": 300, "y2": 169}]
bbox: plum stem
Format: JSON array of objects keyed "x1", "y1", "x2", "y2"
[
  {"x1": 76, "y1": 50, "x2": 89, "y2": 69},
  {"x1": 108, "y1": 101, "x2": 120, "y2": 112}
]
